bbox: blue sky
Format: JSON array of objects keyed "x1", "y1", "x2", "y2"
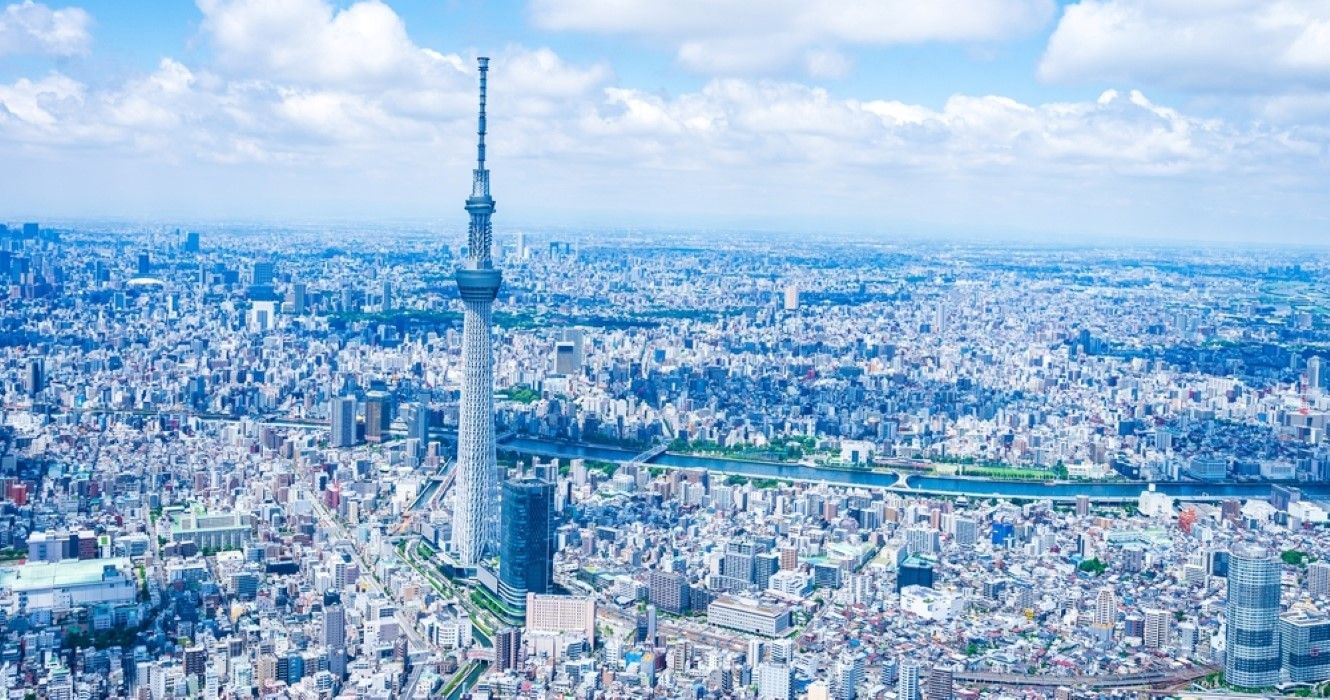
[{"x1": 0, "y1": 0, "x2": 1327, "y2": 243}]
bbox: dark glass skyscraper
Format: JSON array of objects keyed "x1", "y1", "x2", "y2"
[{"x1": 498, "y1": 476, "x2": 554, "y2": 612}]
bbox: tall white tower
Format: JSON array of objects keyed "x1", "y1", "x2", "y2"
[{"x1": 452, "y1": 57, "x2": 502, "y2": 566}]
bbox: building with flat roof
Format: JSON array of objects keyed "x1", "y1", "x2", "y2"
[
  {"x1": 707, "y1": 595, "x2": 791, "y2": 637},
  {"x1": 526, "y1": 593, "x2": 595, "y2": 643},
  {"x1": 0, "y1": 558, "x2": 136, "y2": 613},
  {"x1": 498, "y1": 476, "x2": 554, "y2": 615},
  {"x1": 757, "y1": 661, "x2": 793, "y2": 699},
  {"x1": 1281, "y1": 611, "x2": 1330, "y2": 684},
  {"x1": 170, "y1": 511, "x2": 251, "y2": 550},
  {"x1": 900, "y1": 585, "x2": 961, "y2": 622},
  {"x1": 649, "y1": 569, "x2": 690, "y2": 614},
  {"x1": 898, "y1": 554, "x2": 936, "y2": 592}
]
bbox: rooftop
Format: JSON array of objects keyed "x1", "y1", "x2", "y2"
[{"x1": 0, "y1": 557, "x2": 133, "y2": 592}]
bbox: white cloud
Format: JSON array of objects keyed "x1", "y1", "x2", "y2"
[
  {"x1": 531, "y1": 0, "x2": 1055, "y2": 76},
  {"x1": 1040, "y1": 0, "x2": 1330, "y2": 93},
  {"x1": 197, "y1": 0, "x2": 460, "y2": 88},
  {"x1": 573, "y1": 81, "x2": 1301, "y2": 178},
  {"x1": 0, "y1": 72, "x2": 82, "y2": 128},
  {"x1": 2, "y1": 56, "x2": 1323, "y2": 217},
  {"x1": 0, "y1": 1, "x2": 90, "y2": 56},
  {"x1": 0, "y1": 0, "x2": 1326, "y2": 240},
  {"x1": 804, "y1": 49, "x2": 853, "y2": 81}
]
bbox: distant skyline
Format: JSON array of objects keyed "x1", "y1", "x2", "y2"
[{"x1": 1, "y1": 0, "x2": 1328, "y2": 243}]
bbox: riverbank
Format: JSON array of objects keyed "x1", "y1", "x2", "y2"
[{"x1": 500, "y1": 435, "x2": 1328, "y2": 503}]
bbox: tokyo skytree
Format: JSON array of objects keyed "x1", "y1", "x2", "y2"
[{"x1": 451, "y1": 57, "x2": 502, "y2": 567}]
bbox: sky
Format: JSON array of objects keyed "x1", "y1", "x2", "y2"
[{"x1": 0, "y1": 0, "x2": 1328, "y2": 243}]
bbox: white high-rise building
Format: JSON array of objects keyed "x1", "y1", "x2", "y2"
[
  {"x1": 833, "y1": 653, "x2": 864, "y2": 700},
  {"x1": 757, "y1": 662, "x2": 793, "y2": 700},
  {"x1": 451, "y1": 57, "x2": 504, "y2": 567},
  {"x1": 1311, "y1": 561, "x2": 1330, "y2": 598},
  {"x1": 1144, "y1": 608, "x2": 1170, "y2": 649},
  {"x1": 896, "y1": 660, "x2": 921, "y2": 700},
  {"x1": 1094, "y1": 588, "x2": 1117, "y2": 627},
  {"x1": 783, "y1": 285, "x2": 800, "y2": 311}
]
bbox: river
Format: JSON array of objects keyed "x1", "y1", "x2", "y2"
[{"x1": 499, "y1": 436, "x2": 1330, "y2": 503}]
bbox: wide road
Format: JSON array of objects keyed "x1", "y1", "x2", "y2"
[
  {"x1": 308, "y1": 495, "x2": 434, "y2": 654},
  {"x1": 954, "y1": 664, "x2": 1218, "y2": 690}
]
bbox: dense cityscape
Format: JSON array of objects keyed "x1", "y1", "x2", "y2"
[
  {"x1": 3, "y1": 6, "x2": 1330, "y2": 699},
  {"x1": 2, "y1": 197, "x2": 1330, "y2": 700}
]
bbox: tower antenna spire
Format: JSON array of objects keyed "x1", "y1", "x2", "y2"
[
  {"x1": 451, "y1": 55, "x2": 503, "y2": 568},
  {"x1": 476, "y1": 56, "x2": 488, "y2": 172}
]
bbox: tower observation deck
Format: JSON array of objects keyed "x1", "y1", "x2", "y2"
[{"x1": 451, "y1": 56, "x2": 502, "y2": 567}]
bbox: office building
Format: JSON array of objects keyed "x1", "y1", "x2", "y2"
[
  {"x1": 364, "y1": 391, "x2": 390, "y2": 443},
  {"x1": 757, "y1": 662, "x2": 793, "y2": 700},
  {"x1": 22, "y1": 357, "x2": 43, "y2": 397},
  {"x1": 329, "y1": 397, "x2": 357, "y2": 448},
  {"x1": 553, "y1": 341, "x2": 579, "y2": 375},
  {"x1": 290, "y1": 282, "x2": 307, "y2": 314},
  {"x1": 183, "y1": 231, "x2": 200, "y2": 252},
  {"x1": 452, "y1": 57, "x2": 504, "y2": 567},
  {"x1": 898, "y1": 555, "x2": 935, "y2": 592},
  {"x1": 498, "y1": 476, "x2": 554, "y2": 612},
  {"x1": 1188, "y1": 457, "x2": 1229, "y2": 481},
  {"x1": 707, "y1": 595, "x2": 792, "y2": 637},
  {"x1": 252, "y1": 261, "x2": 275, "y2": 286},
  {"x1": 754, "y1": 552, "x2": 780, "y2": 589},
  {"x1": 1280, "y1": 611, "x2": 1330, "y2": 684},
  {"x1": 407, "y1": 403, "x2": 430, "y2": 441},
  {"x1": 1271, "y1": 484, "x2": 1301, "y2": 512},
  {"x1": 1225, "y1": 544, "x2": 1281, "y2": 688}
]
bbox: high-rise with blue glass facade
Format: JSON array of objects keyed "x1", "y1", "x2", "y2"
[{"x1": 499, "y1": 476, "x2": 554, "y2": 613}]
